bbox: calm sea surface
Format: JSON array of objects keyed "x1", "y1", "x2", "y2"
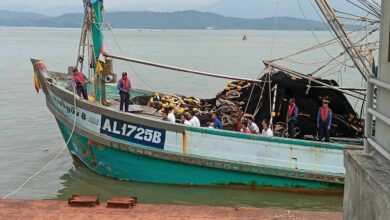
[{"x1": 0, "y1": 27, "x2": 353, "y2": 211}]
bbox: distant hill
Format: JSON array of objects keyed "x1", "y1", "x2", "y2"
[
  {"x1": 0, "y1": 10, "x2": 48, "y2": 26},
  {"x1": 197, "y1": 0, "x2": 364, "y2": 20},
  {"x1": 0, "y1": 10, "x2": 331, "y2": 30}
]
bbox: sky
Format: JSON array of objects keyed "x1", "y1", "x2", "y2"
[{"x1": 2, "y1": 0, "x2": 220, "y2": 11}]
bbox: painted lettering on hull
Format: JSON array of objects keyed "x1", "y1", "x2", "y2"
[{"x1": 100, "y1": 115, "x2": 166, "y2": 149}]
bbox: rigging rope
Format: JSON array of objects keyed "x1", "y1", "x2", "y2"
[
  {"x1": 107, "y1": 29, "x2": 156, "y2": 91},
  {"x1": 297, "y1": 0, "x2": 351, "y2": 68},
  {"x1": 269, "y1": 0, "x2": 279, "y2": 59},
  {"x1": 2, "y1": 88, "x2": 79, "y2": 199}
]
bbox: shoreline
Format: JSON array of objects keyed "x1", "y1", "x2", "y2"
[{"x1": 0, "y1": 199, "x2": 342, "y2": 220}]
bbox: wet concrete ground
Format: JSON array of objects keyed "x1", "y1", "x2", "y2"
[{"x1": 0, "y1": 199, "x2": 342, "y2": 220}]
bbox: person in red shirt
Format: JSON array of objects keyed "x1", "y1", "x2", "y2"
[
  {"x1": 117, "y1": 72, "x2": 131, "y2": 112},
  {"x1": 287, "y1": 98, "x2": 299, "y2": 138},
  {"x1": 240, "y1": 120, "x2": 251, "y2": 134},
  {"x1": 72, "y1": 68, "x2": 88, "y2": 100}
]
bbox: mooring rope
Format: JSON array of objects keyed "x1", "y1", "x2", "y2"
[{"x1": 2, "y1": 88, "x2": 79, "y2": 199}]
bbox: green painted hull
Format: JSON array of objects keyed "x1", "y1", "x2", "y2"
[{"x1": 57, "y1": 119, "x2": 342, "y2": 191}]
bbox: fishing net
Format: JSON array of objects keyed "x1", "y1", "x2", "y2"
[{"x1": 133, "y1": 71, "x2": 363, "y2": 139}]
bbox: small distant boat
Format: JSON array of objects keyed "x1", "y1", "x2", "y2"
[
  {"x1": 242, "y1": 35, "x2": 247, "y2": 41},
  {"x1": 206, "y1": 25, "x2": 218, "y2": 30}
]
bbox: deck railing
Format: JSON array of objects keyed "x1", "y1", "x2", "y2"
[{"x1": 364, "y1": 75, "x2": 390, "y2": 160}]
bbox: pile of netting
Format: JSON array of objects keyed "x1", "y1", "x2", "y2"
[{"x1": 132, "y1": 70, "x2": 364, "y2": 139}]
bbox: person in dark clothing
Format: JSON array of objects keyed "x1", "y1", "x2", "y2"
[
  {"x1": 287, "y1": 98, "x2": 298, "y2": 138},
  {"x1": 72, "y1": 68, "x2": 88, "y2": 100},
  {"x1": 317, "y1": 99, "x2": 333, "y2": 142},
  {"x1": 117, "y1": 72, "x2": 131, "y2": 112}
]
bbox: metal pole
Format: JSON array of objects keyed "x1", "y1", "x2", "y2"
[
  {"x1": 104, "y1": 53, "x2": 263, "y2": 84},
  {"x1": 270, "y1": 84, "x2": 278, "y2": 126},
  {"x1": 314, "y1": 0, "x2": 370, "y2": 80},
  {"x1": 364, "y1": 75, "x2": 375, "y2": 154}
]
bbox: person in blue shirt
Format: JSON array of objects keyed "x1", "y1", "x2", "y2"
[
  {"x1": 317, "y1": 99, "x2": 333, "y2": 142},
  {"x1": 287, "y1": 98, "x2": 299, "y2": 138},
  {"x1": 211, "y1": 113, "x2": 223, "y2": 129}
]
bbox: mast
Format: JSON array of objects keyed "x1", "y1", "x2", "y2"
[
  {"x1": 80, "y1": 0, "x2": 105, "y2": 103},
  {"x1": 315, "y1": 0, "x2": 371, "y2": 80}
]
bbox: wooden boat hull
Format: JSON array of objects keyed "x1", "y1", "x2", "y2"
[
  {"x1": 33, "y1": 59, "x2": 349, "y2": 192},
  {"x1": 55, "y1": 119, "x2": 341, "y2": 191}
]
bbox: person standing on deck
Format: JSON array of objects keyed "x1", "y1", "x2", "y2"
[
  {"x1": 117, "y1": 72, "x2": 131, "y2": 112},
  {"x1": 211, "y1": 113, "x2": 223, "y2": 129},
  {"x1": 72, "y1": 68, "x2": 88, "y2": 100},
  {"x1": 317, "y1": 100, "x2": 332, "y2": 142},
  {"x1": 287, "y1": 98, "x2": 299, "y2": 138}
]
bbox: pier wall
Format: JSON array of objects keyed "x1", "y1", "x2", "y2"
[
  {"x1": 343, "y1": 1, "x2": 390, "y2": 219},
  {"x1": 343, "y1": 150, "x2": 390, "y2": 220}
]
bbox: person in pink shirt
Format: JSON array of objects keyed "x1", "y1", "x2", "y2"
[
  {"x1": 240, "y1": 120, "x2": 251, "y2": 134},
  {"x1": 72, "y1": 68, "x2": 88, "y2": 100}
]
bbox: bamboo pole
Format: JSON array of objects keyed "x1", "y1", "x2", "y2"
[{"x1": 104, "y1": 53, "x2": 263, "y2": 84}]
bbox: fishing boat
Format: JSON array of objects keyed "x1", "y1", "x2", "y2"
[{"x1": 31, "y1": 0, "x2": 380, "y2": 192}]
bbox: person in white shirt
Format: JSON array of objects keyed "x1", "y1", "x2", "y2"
[
  {"x1": 186, "y1": 112, "x2": 201, "y2": 127},
  {"x1": 167, "y1": 107, "x2": 176, "y2": 123},
  {"x1": 181, "y1": 114, "x2": 191, "y2": 126},
  {"x1": 162, "y1": 110, "x2": 169, "y2": 121},
  {"x1": 261, "y1": 119, "x2": 274, "y2": 137},
  {"x1": 247, "y1": 116, "x2": 260, "y2": 134}
]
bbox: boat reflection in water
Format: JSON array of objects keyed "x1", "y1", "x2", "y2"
[{"x1": 56, "y1": 160, "x2": 343, "y2": 211}]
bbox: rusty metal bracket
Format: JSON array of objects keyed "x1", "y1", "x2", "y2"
[
  {"x1": 68, "y1": 194, "x2": 100, "y2": 207},
  {"x1": 106, "y1": 197, "x2": 138, "y2": 209}
]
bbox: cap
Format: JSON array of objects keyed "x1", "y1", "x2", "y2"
[
  {"x1": 289, "y1": 98, "x2": 295, "y2": 103},
  {"x1": 323, "y1": 99, "x2": 330, "y2": 103}
]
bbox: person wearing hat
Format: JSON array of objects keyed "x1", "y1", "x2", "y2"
[
  {"x1": 317, "y1": 99, "x2": 333, "y2": 142},
  {"x1": 287, "y1": 98, "x2": 299, "y2": 138},
  {"x1": 117, "y1": 72, "x2": 131, "y2": 112},
  {"x1": 72, "y1": 68, "x2": 88, "y2": 100}
]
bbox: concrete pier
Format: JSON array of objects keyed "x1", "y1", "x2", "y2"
[
  {"x1": 343, "y1": 150, "x2": 390, "y2": 220},
  {"x1": 343, "y1": 0, "x2": 390, "y2": 219},
  {"x1": 0, "y1": 199, "x2": 341, "y2": 220}
]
